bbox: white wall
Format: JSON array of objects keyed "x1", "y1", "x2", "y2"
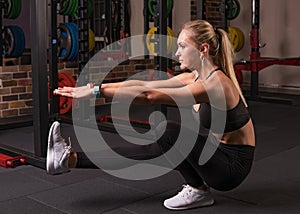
[
  {"x1": 130, "y1": 0, "x2": 144, "y2": 36},
  {"x1": 230, "y1": 0, "x2": 300, "y2": 88},
  {"x1": 172, "y1": 0, "x2": 191, "y2": 36}
]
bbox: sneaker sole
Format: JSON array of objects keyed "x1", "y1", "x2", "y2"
[
  {"x1": 164, "y1": 197, "x2": 214, "y2": 211},
  {"x1": 46, "y1": 121, "x2": 59, "y2": 175}
]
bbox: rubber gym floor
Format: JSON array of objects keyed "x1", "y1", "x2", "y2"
[{"x1": 0, "y1": 93, "x2": 299, "y2": 214}]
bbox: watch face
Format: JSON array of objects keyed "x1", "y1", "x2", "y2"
[{"x1": 93, "y1": 86, "x2": 100, "y2": 95}]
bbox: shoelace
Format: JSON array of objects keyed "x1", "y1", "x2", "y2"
[
  {"x1": 179, "y1": 185, "x2": 194, "y2": 198},
  {"x1": 62, "y1": 137, "x2": 72, "y2": 154}
]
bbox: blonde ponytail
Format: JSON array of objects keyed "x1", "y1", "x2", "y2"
[{"x1": 216, "y1": 28, "x2": 247, "y2": 107}]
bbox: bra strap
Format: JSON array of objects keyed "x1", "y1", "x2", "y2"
[{"x1": 205, "y1": 67, "x2": 221, "y2": 80}]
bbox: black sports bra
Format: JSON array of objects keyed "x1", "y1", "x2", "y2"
[
  {"x1": 197, "y1": 98, "x2": 251, "y2": 133},
  {"x1": 193, "y1": 68, "x2": 250, "y2": 133}
]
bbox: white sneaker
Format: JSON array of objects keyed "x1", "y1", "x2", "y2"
[
  {"x1": 164, "y1": 184, "x2": 214, "y2": 210},
  {"x1": 46, "y1": 121, "x2": 71, "y2": 175}
]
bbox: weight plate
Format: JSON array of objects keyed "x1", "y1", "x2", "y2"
[
  {"x1": 148, "y1": 0, "x2": 173, "y2": 17},
  {"x1": 3, "y1": 25, "x2": 25, "y2": 58},
  {"x1": 59, "y1": 0, "x2": 71, "y2": 15},
  {"x1": 69, "y1": 0, "x2": 78, "y2": 16},
  {"x1": 64, "y1": 23, "x2": 78, "y2": 61},
  {"x1": 14, "y1": 0, "x2": 22, "y2": 19},
  {"x1": 4, "y1": 0, "x2": 22, "y2": 19},
  {"x1": 226, "y1": 0, "x2": 241, "y2": 20},
  {"x1": 167, "y1": 26, "x2": 175, "y2": 53},
  {"x1": 2, "y1": 26, "x2": 15, "y2": 56},
  {"x1": 228, "y1": 26, "x2": 244, "y2": 52},
  {"x1": 65, "y1": 0, "x2": 74, "y2": 15},
  {"x1": 229, "y1": 26, "x2": 244, "y2": 52},
  {"x1": 88, "y1": 0, "x2": 93, "y2": 17},
  {"x1": 58, "y1": 72, "x2": 76, "y2": 114},
  {"x1": 59, "y1": 0, "x2": 77, "y2": 16},
  {"x1": 58, "y1": 0, "x2": 69, "y2": 15},
  {"x1": 57, "y1": 24, "x2": 72, "y2": 60},
  {"x1": 4, "y1": 0, "x2": 13, "y2": 18},
  {"x1": 11, "y1": 25, "x2": 25, "y2": 57},
  {"x1": 89, "y1": 28, "x2": 95, "y2": 52},
  {"x1": 146, "y1": 26, "x2": 175, "y2": 55},
  {"x1": 235, "y1": 27, "x2": 245, "y2": 52}
]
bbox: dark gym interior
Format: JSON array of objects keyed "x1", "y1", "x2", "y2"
[{"x1": 0, "y1": 0, "x2": 299, "y2": 213}]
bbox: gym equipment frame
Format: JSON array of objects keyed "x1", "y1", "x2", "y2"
[
  {"x1": 0, "y1": 0, "x2": 48, "y2": 169},
  {"x1": 234, "y1": 0, "x2": 300, "y2": 102}
]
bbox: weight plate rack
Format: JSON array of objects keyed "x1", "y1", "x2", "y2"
[
  {"x1": 0, "y1": 0, "x2": 24, "y2": 65},
  {"x1": 3, "y1": 25, "x2": 25, "y2": 58},
  {"x1": 49, "y1": 0, "x2": 90, "y2": 119}
]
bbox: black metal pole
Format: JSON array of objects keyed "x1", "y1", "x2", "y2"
[
  {"x1": 222, "y1": 0, "x2": 228, "y2": 29},
  {"x1": 157, "y1": 0, "x2": 167, "y2": 75},
  {"x1": 155, "y1": 0, "x2": 168, "y2": 125},
  {"x1": 0, "y1": 0, "x2": 3, "y2": 66},
  {"x1": 250, "y1": 0, "x2": 260, "y2": 97},
  {"x1": 144, "y1": 0, "x2": 149, "y2": 58},
  {"x1": 167, "y1": 0, "x2": 172, "y2": 69},
  {"x1": 167, "y1": 2, "x2": 172, "y2": 30},
  {"x1": 196, "y1": 0, "x2": 204, "y2": 20},
  {"x1": 30, "y1": 0, "x2": 49, "y2": 157},
  {"x1": 251, "y1": 0, "x2": 260, "y2": 53},
  {"x1": 105, "y1": 0, "x2": 112, "y2": 44},
  {"x1": 49, "y1": 0, "x2": 59, "y2": 119}
]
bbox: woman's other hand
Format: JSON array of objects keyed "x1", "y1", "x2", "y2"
[{"x1": 53, "y1": 85, "x2": 93, "y2": 98}]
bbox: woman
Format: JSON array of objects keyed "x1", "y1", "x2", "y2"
[{"x1": 47, "y1": 20, "x2": 255, "y2": 211}]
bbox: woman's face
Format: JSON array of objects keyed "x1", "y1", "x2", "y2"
[{"x1": 175, "y1": 29, "x2": 201, "y2": 70}]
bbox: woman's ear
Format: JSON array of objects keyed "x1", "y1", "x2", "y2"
[{"x1": 199, "y1": 43, "x2": 209, "y2": 53}]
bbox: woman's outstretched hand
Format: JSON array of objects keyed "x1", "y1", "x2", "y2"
[{"x1": 53, "y1": 85, "x2": 93, "y2": 99}]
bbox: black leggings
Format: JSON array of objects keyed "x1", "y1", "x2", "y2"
[{"x1": 76, "y1": 120, "x2": 255, "y2": 191}]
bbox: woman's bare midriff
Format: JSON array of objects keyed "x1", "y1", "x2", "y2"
[{"x1": 218, "y1": 119, "x2": 255, "y2": 147}]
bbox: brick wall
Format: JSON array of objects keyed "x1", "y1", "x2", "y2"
[
  {"x1": 0, "y1": 58, "x2": 156, "y2": 118},
  {"x1": 190, "y1": 0, "x2": 225, "y2": 27},
  {"x1": 0, "y1": 65, "x2": 33, "y2": 118},
  {"x1": 87, "y1": 59, "x2": 154, "y2": 84},
  {"x1": 204, "y1": 0, "x2": 224, "y2": 27},
  {"x1": 190, "y1": 0, "x2": 198, "y2": 21}
]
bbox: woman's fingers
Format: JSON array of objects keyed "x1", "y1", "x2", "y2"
[
  {"x1": 59, "y1": 92, "x2": 74, "y2": 97},
  {"x1": 53, "y1": 85, "x2": 91, "y2": 98},
  {"x1": 54, "y1": 88, "x2": 72, "y2": 96},
  {"x1": 54, "y1": 90, "x2": 74, "y2": 97},
  {"x1": 61, "y1": 86, "x2": 76, "y2": 92},
  {"x1": 54, "y1": 87, "x2": 75, "y2": 93}
]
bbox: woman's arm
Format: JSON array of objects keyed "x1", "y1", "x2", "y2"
[
  {"x1": 102, "y1": 71, "x2": 196, "y2": 89},
  {"x1": 101, "y1": 80, "x2": 210, "y2": 106},
  {"x1": 54, "y1": 71, "x2": 197, "y2": 99}
]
